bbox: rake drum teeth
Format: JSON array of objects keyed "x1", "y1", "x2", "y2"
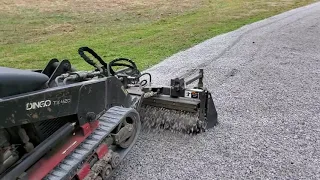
[{"x1": 139, "y1": 89, "x2": 218, "y2": 134}]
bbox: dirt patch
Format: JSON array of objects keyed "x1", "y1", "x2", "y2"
[
  {"x1": 42, "y1": 23, "x2": 76, "y2": 33},
  {"x1": 0, "y1": 0, "x2": 205, "y2": 14},
  {"x1": 266, "y1": 0, "x2": 294, "y2": 7},
  {"x1": 25, "y1": 23, "x2": 76, "y2": 43}
]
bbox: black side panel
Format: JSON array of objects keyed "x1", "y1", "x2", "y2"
[
  {"x1": 206, "y1": 92, "x2": 218, "y2": 129},
  {"x1": 0, "y1": 85, "x2": 81, "y2": 129},
  {"x1": 0, "y1": 76, "x2": 135, "y2": 128},
  {"x1": 77, "y1": 80, "x2": 106, "y2": 125},
  {"x1": 105, "y1": 76, "x2": 134, "y2": 109}
]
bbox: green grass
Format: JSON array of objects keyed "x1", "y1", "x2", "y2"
[{"x1": 0, "y1": 0, "x2": 317, "y2": 70}]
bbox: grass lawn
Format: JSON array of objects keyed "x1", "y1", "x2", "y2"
[{"x1": 0, "y1": 0, "x2": 317, "y2": 70}]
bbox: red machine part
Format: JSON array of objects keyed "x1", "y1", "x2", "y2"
[
  {"x1": 76, "y1": 163, "x2": 91, "y2": 180},
  {"x1": 76, "y1": 143, "x2": 109, "y2": 180},
  {"x1": 27, "y1": 120, "x2": 100, "y2": 180},
  {"x1": 96, "y1": 144, "x2": 108, "y2": 159}
]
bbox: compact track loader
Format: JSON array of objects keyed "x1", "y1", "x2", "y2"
[{"x1": 0, "y1": 47, "x2": 218, "y2": 180}]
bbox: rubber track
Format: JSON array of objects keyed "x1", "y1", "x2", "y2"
[{"x1": 43, "y1": 106, "x2": 129, "y2": 180}]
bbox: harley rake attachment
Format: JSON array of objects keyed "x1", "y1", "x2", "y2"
[{"x1": 128, "y1": 69, "x2": 218, "y2": 134}]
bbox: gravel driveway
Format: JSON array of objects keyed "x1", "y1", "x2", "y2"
[{"x1": 112, "y1": 2, "x2": 320, "y2": 179}]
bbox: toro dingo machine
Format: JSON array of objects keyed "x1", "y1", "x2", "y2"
[{"x1": 0, "y1": 47, "x2": 218, "y2": 180}]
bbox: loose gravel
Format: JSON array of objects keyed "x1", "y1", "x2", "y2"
[{"x1": 112, "y1": 2, "x2": 320, "y2": 180}]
